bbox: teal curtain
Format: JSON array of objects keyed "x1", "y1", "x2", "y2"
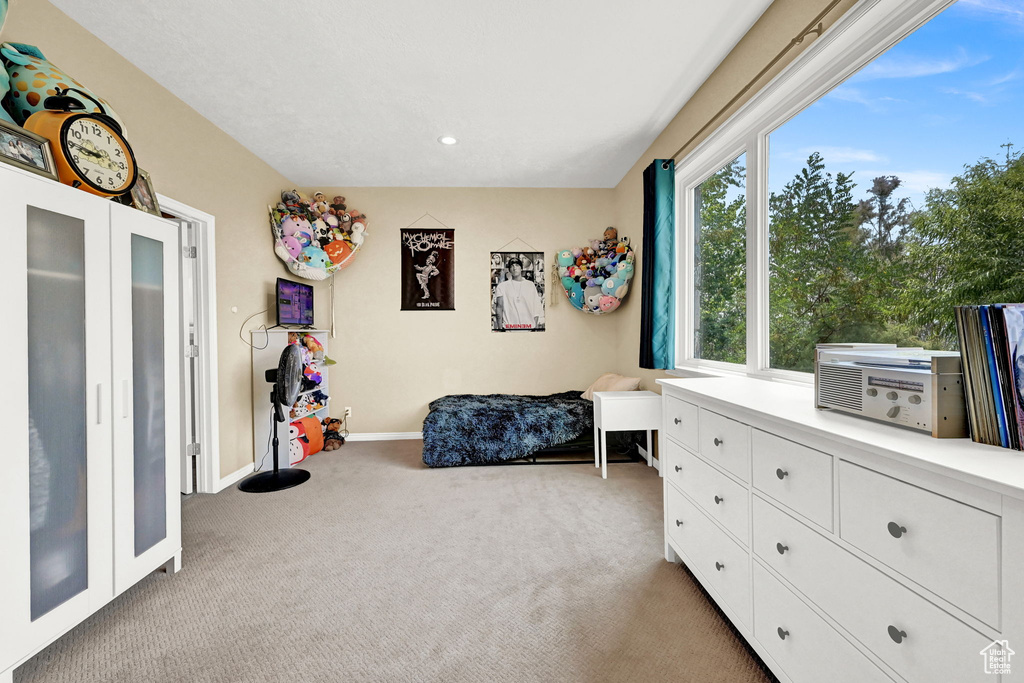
[{"x1": 640, "y1": 159, "x2": 675, "y2": 369}]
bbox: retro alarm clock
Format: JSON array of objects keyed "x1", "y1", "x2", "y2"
[{"x1": 23, "y1": 87, "x2": 138, "y2": 197}]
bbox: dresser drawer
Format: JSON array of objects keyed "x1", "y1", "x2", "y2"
[
  {"x1": 698, "y1": 409, "x2": 750, "y2": 482},
  {"x1": 666, "y1": 441, "x2": 748, "y2": 544},
  {"x1": 666, "y1": 484, "x2": 750, "y2": 627},
  {"x1": 752, "y1": 430, "x2": 832, "y2": 530},
  {"x1": 664, "y1": 395, "x2": 698, "y2": 451},
  {"x1": 753, "y1": 496, "x2": 992, "y2": 683},
  {"x1": 838, "y1": 461, "x2": 999, "y2": 626},
  {"x1": 753, "y1": 563, "x2": 892, "y2": 683}
]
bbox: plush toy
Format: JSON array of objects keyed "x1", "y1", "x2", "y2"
[
  {"x1": 584, "y1": 287, "x2": 603, "y2": 312},
  {"x1": 311, "y1": 192, "x2": 330, "y2": 216},
  {"x1": 300, "y1": 246, "x2": 330, "y2": 269},
  {"x1": 568, "y1": 281, "x2": 585, "y2": 309},
  {"x1": 557, "y1": 250, "x2": 574, "y2": 267},
  {"x1": 350, "y1": 222, "x2": 366, "y2": 248},
  {"x1": 324, "y1": 239, "x2": 352, "y2": 266},
  {"x1": 322, "y1": 417, "x2": 345, "y2": 451},
  {"x1": 599, "y1": 295, "x2": 621, "y2": 313},
  {"x1": 330, "y1": 196, "x2": 347, "y2": 213},
  {"x1": 302, "y1": 334, "x2": 325, "y2": 360}
]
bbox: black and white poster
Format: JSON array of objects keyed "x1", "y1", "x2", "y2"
[
  {"x1": 490, "y1": 251, "x2": 545, "y2": 332},
  {"x1": 401, "y1": 228, "x2": 455, "y2": 310}
]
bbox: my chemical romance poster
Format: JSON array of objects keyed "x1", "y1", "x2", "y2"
[{"x1": 401, "y1": 228, "x2": 455, "y2": 310}]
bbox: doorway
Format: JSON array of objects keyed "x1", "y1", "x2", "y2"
[{"x1": 158, "y1": 195, "x2": 221, "y2": 494}]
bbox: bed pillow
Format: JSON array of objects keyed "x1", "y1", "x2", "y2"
[{"x1": 581, "y1": 373, "x2": 641, "y2": 400}]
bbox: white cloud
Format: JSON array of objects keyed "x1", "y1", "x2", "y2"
[
  {"x1": 941, "y1": 86, "x2": 991, "y2": 104},
  {"x1": 796, "y1": 146, "x2": 887, "y2": 164},
  {"x1": 958, "y1": 0, "x2": 1024, "y2": 23},
  {"x1": 988, "y1": 69, "x2": 1022, "y2": 86},
  {"x1": 854, "y1": 47, "x2": 989, "y2": 81},
  {"x1": 825, "y1": 86, "x2": 905, "y2": 111}
]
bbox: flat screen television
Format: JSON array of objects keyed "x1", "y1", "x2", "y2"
[{"x1": 276, "y1": 277, "x2": 314, "y2": 327}]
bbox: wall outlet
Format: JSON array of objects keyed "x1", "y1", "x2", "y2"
[{"x1": 344, "y1": 406, "x2": 352, "y2": 418}]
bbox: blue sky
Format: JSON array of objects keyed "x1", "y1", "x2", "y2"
[{"x1": 769, "y1": 0, "x2": 1024, "y2": 208}]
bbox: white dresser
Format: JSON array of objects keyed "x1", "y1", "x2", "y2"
[{"x1": 658, "y1": 377, "x2": 1024, "y2": 683}]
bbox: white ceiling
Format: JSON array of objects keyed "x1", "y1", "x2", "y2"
[{"x1": 50, "y1": 0, "x2": 772, "y2": 188}]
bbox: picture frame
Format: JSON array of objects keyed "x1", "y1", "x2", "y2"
[
  {"x1": 0, "y1": 119, "x2": 58, "y2": 180},
  {"x1": 130, "y1": 168, "x2": 161, "y2": 216}
]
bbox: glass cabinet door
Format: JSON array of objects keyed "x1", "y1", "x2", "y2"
[
  {"x1": 110, "y1": 203, "x2": 181, "y2": 595},
  {"x1": 0, "y1": 171, "x2": 113, "y2": 672}
]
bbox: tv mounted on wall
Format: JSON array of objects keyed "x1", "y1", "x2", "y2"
[{"x1": 276, "y1": 277, "x2": 314, "y2": 327}]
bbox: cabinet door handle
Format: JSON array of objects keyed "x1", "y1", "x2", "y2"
[
  {"x1": 776, "y1": 468, "x2": 788, "y2": 480},
  {"x1": 675, "y1": 519, "x2": 684, "y2": 527},
  {"x1": 674, "y1": 465, "x2": 682, "y2": 473},
  {"x1": 714, "y1": 495, "x2": 724, "y2": 505},
  {"x1": 96, "y1": 383, "x2": 104, "y2": 425},
  {"x1": 776, "y1": 543, "x2": 789, "y2": 555},
  {"x1": 887, "y1": 522, "x2": 908, "y2": 539},
  {"x1": 674, "y1": 417, "x2": 681, "y2": 425},
  {"x1": 887, "y1": 625, "x2": 908, "y2": 644},
  {"x1": 715, "y1": 561, "x2": 724, "y2": 571},
  {"x1": 777, "y1": 627, "x2": 789, "y2": 641},
  {"x1": 713, "y1": 437, "x2": 723, "y2": 446}
]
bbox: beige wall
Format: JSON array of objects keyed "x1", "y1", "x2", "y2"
[
  {"x1": 611, "y1": 0, "x2": 859, "y2": 389},
  {"x1": 2, "y1": 0, "x2": 294, "y2": 477},
  {"x1": 3, "y1": 0, "x2": 861, "y2": 478},
  {"x1": 289, "y1": 188, "x2": 617, "y2": 436},
  {"x1": 2, "y1": 1, "x2": 623, "y2": 477}
]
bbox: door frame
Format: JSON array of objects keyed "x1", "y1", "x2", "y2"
[{"x1": 157, "y1": 194, "x2": 222, "y2": 494}]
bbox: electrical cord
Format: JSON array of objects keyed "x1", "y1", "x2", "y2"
[
  {"x1": 238, "y1": 308, "x2": 270, "y2": 349},
  {"x1": 254, "y1": 405, "x2": 275, "y2": 472}
]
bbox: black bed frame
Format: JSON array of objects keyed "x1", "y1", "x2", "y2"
[{"x1": 493, "y1": 432, "x2": 646, "y2": 467}]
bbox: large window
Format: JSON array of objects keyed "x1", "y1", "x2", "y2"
[
  {"x1": 694, "y1": 154, "x2": 746, "y2": 364},
  {"x1": 677, "y1": 0, "x2": 1024, "y2": 377}
]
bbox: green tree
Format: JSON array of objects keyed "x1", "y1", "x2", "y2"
[
  {"x1": 856, "y1": 175, "x2": 913, "y2": 259},
  {"x1": 769, "y1": 152, "x2": 878, "y2": 372},
  {"x1": 901, "y1": 152, "x2": 1024, "y2": 346},
  {"x1": 694, "y1": 158, "x2": 746, "y2": 364}
]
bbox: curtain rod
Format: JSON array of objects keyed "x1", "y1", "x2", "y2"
[{"x1": 666, "y1": 0, "x2": 846, "y2": 164}]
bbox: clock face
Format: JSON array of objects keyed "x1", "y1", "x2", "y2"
[{"x1": 61, "y1": 115, "x2": 137, "y2": 194}]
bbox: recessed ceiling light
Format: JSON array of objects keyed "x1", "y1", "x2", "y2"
[{"x1": 438, "y1": 136, "x2": 458, "y2": 145}]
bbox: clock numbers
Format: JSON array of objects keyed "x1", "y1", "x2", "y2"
[{"x1": 64, "y1": 117, "x2": 133, "y2": 194}]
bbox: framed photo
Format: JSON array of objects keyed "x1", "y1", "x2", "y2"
[
  {"x1": 490, "y1": 251, "x2": 545, "y2": 332},
  {"x1": 130, "y1": 168, "x2": 161, "y2": 215},
  {"x1": 0, "y1": 119, "x2": 57, "y2": 180}
]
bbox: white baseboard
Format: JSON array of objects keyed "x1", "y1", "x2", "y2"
[
  {"x1": 346, "y1": 432, "x2": 423, "y2": 441},
  {"x1": 216, "y1": 463, "x2": 255, "y2": 492}
]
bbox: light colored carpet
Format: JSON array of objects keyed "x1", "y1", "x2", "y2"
[{"x1": 15, "y1": 441, "x2": 774, "y2": 683}]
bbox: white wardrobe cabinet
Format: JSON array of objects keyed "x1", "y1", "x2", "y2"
[{"x1": 0, "y1": 167, "x2": 182, "y2": 683}]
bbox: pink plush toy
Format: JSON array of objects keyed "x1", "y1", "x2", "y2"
[{"x1": 599, "y1": 295, "x2": 621, "y2": 313}]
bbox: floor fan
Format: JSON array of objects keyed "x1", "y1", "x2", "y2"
[{"x1": 239, "y1": 343, "x2": 312, "y2": 493}]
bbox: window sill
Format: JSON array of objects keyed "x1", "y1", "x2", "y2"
[{"x1": 667, "y1": 363, "x2": 812, "y2": 387}]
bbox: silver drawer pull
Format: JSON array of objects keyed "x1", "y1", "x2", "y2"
[
  {"x1": 777, "y1": 627, "x2": 789, "y2": 641},
  {"x1": 888, "y1": 625, "x2": 908, "y2": 644},
  {"x1": 776, "y1": 468, "x2": 788, "y2": 480},
  {"x1": 713, "y1": 437, "x2": 723, "y2": 446},
  {"x1": 887, "y1": 522, "x2": 908, "y2": 539},
  {"x1": 674, "y1": 465, "x2": 682, "y2": 473},
  {"x1": 675, "y1": 519, "x2": 684, "y2": 527},
  {"x1": 776, "y1": 543, "x2": 789, "y2": 555},
  {"x1": 715, "y1": 561, "x2": 724, "y2": 572},
  {"x1": 714, "y1": 495, "x2": 724, "y2": 505},
  {"x1": 674, "y1": 417, "x2": 681, "y2": 425}
]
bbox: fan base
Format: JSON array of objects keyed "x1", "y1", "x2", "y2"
[{"x1": 237, "y1": 468, "x2": 311, "y2": 493}]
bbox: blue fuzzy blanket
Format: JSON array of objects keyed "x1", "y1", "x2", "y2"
[{"x1": 422, "y1": 391, "x2": 593, "y2": 467}]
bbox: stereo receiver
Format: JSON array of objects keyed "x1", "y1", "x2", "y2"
[{"x1": 814, "y1": 344, "x2": 968, "y2": 438}]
